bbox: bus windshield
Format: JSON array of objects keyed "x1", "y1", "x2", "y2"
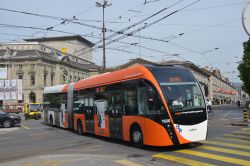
[{"x1": 151, "y1": 68, "x2": 205, "y2": 112}]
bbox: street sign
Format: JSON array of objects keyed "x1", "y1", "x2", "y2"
[{"x1": 242, "y1": 1, "x2": 250, "y2": 36}]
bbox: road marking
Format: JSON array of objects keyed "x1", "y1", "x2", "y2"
[
  {"x1": 30, "y1": 133, "x2": 48, "y2": 137},
  {"x1": 25, "y1": 160, "x2": 60, "y2": 166},
  {"x1": 0, "y1": 137, "x2": 14, "y2": 140},
  {"x1": 115, "y1": 159, "x2": 143, "y2": 166},
  {"x1": 216, "y1": 137, "x2": 250, "y2": 144},
  {"x1": 73, "y1": 145, "x2": 103, "y2": 152},
  {"x1": 0, "y1": 127, "x2": 19, "y2": 134},
  {"x1": 198, "y1": 145, "x2": 250, "y2": 157},
  {"x1": 176, "y1": 149, "x2": 250, "y2": 166},
  {"x1": 153, "y1": 153, "x2": 215, "y2": 166},
  {"x1": 83, "y1": 145, "x2": 102, "y2": 150},
  {"x1": 201, "y1": 140, "x2": 250, "y2": 150},
  {"x1": 241, "y1": 128, "x2": 250, "y2": 131},
  {"x1": 224, "y1": 134, "x2": 250, "y2": 139},
  {"x1": 21, "y1": 124, "x2": 30, "y2": 129},
  {"x1": 218, "y1": 110, "x2": 233, "y2": 120},
  {"x1": 234, "y1": 130, "x2": 250, "y2": 135}
]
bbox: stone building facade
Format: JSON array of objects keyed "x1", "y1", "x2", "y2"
[
  {"x1": 207, "y1": 69, "x2": 237, "y2": 104},
  {"x1": 0, "y1": 36, "x2": 99, "y2": 104},
  {"x1": 24, "y1": 35, "x2": 94, "y2": 62}
]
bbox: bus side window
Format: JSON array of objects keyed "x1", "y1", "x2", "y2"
[
  {"x1": 115, "y1": 94, "x2": 123, "y2": 115},
  {"x1": 124, "y1": 90, "x2": 138, "y2": 115},
  {"x1": 108, "y1": 94, "x2": 115, "y2": 113},
  {"x1": 138, "y1": 87, "x2": 149, "y2": 115},
  {"x1": 147, "y1": 87, "x2": 162, "y2": 114},
  {"x1": 138, "y1": 80, "x2": 164, "y2": 115}
]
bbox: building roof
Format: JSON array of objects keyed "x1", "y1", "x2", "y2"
[
  {"x1": 159, "y1": 60, "x2": 211, "y2": 77},
  {"x1": 107, "y1": 58, "x2": 211, "y2": 77},
  {"x1": 0, "y1": 49, "x2": 99, "y2": 71},
  {"x1": 103, "y1": 58, "x2": 157, "y2": 72},
  {"x1": 24, "y1": 35, "x2": 94, "y2": 47},
  {"x1": 0, "y1": 49, "x2": 55, "y2": 59}
]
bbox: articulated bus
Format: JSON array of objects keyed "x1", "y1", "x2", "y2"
[{"x1": 43, "y1": 64, "x2": 207, "y2": 146}]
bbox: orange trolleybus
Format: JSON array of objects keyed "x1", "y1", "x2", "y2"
[{"x1": 43, "y1": 64, "x2": 207, "y2": 146}]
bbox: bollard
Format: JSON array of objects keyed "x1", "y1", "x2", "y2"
[
  {"x1": 243, "y1": 108, "x2": 248, "y2": 122},
  {"x1": 246, "y1": 101, "x2": 250, "y2": 125}
]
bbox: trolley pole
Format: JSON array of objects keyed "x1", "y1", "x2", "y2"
[{"x1": 96, "y1": 0, "x2": 112, "y2": 70}]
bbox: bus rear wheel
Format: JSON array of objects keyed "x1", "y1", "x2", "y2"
[
  {"x1": 77, "y1": 120, "x2": 83, "y2": 135},
  {"x1": 131, "y1": 125, "x2": 143, "y2": 147}
]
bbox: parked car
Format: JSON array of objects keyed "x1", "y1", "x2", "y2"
[{"x1": 0, "y1": 111, "x2": 21, "y2": 128}]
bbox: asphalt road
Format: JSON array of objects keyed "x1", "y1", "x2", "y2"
[{"x1": 0, "y1": 104, "x2": 249, "y2": 166}]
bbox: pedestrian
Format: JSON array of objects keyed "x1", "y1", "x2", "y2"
[
  {"x1": 237, "y1": 100, "x2": 241, "y2": 107},
  {"x1": 206, "y1": 99, "x2": 212, "y2": 113}
]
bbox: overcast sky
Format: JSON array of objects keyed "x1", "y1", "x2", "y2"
[{"x1": 0, "y1": 0, "x2": 249, "y2": 82}]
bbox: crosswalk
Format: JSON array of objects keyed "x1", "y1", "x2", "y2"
[{"x1": 153, "y1": 127, "x2": 250, "y2": 166}]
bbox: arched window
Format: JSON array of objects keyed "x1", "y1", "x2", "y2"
[{"x1": 29, "y1": 91, "x2": 36, "y2": 103}]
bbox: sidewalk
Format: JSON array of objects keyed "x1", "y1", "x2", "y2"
[
  {"x1": 211, "y1": 104, "x2": 250, "y2": 126},
  {"x1": 231, "y1": 111, "x2": 250, "y2": 127}
]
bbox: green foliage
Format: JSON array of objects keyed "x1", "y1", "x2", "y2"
[{"x1": 238, "y1": 39, "x2": 250, "y2": 95}]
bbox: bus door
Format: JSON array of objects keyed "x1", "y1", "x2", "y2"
[
  {"x1": 108, "y1": 92, "x2": 123, "y2": 138},
  {"x1": 84, "y1": 97, "x2": 95, "y2": 133},
  {"x1": 59, "y1": 103, "x2": 67, "y2": 128}
]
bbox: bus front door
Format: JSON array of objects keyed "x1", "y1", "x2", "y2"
[
  {"x1": 109, "y1": 93, "x2": 123, "y2": 138},
  {"x1": 85, "y1": 106, "x2": 94, "y2": 133}
]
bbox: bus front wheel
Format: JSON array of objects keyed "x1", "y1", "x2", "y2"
[{"x1": 131, "y1": 125, "x2": 143, "y2": 147}]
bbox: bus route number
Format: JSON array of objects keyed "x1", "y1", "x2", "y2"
[{"x1": 169, "y1": 77, "x2": 182, "y2": 83}]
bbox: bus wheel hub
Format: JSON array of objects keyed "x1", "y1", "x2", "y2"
[{"x1": 133, "y1": 131, "x2": 141, "y2": 143}]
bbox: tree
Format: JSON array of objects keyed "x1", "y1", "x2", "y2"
[{"x1": 238, "y1": 39, "x2": 250, "y2": 95}]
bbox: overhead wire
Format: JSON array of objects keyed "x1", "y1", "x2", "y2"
[
  {"x1": 183, "y1": 1, "x2": 249, "y2": 11},
  {"x1": 106, "y1": 47, "x2": 177, "y2": 62},
  {"x1": 72, "y1": 5, "x2": 96, "y2": 18},
  {"x1": 0, "y1": 0, "x2": 241, "y2": 69},
  {"x1": 0, "y1": 23, "x2": 81, "y2": 36},
  {"x1": 75, "y1": 0, "x2": 186, "y2": 55},
  {"x1": 0, "y1": 7, "x2": 105, "y2": 31},
  {"x1": 74, "y1": 0, "x2": 203, "y2": 60},
  {"x1": 0, "y1": 0, "x2": 189, "y2": 55},
  {"x1": 0, "y1": 32, "x2": 35, "y2": 38},
  {"x1": 0, "y1": 3, "x2": 237, "y2": 65},
  {"x1": 117, "y1": 1, "x2": 248, "y2": 19},
  {"x1": 103, "y1": 0, "x2": 200, "y2": 47}
]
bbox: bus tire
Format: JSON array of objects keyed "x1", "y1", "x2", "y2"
[
  {"x1": 49, "y1": 115, "x2": 53, "y2": 126},
  {"x1": 130, "y1": 125, "x2": 143, "y2": 147},
  {"x1": 77, "y1": 120, "x2": 83, "y2": 135}
]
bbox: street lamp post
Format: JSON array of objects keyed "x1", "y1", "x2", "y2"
[{"x1": 96, "y1": 0, "x2": 111, "y2": 70}]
